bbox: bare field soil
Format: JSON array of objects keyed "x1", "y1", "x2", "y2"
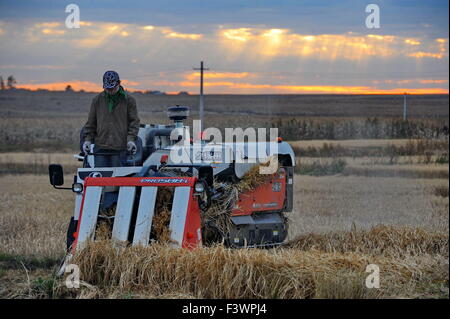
[
  {"x1": 1, "y1": 91, "x2": 448, "y2": 151},
  {"x1": 1, "y1": 90, "x2": 448, "y2": 119},
  {"x1": 289, "y1": 139, "x2": 419, "y2": 148}
]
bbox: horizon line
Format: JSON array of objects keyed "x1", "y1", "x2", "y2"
[{"x1": 3, "y1": 87, "x2": 449, "y2": 96}]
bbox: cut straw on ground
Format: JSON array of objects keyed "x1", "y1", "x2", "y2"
[{"x1": 48, "y1": 224, "x2": 449, "y2": 299}]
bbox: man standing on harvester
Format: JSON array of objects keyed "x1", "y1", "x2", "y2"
[{"x1": 83, "y1": 71, "x2": 140, "y2": 167}]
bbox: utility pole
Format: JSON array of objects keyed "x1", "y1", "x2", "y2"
[
  {"x1": 403, "y1": 92, "x2": 408, "y2": 121},
  {"x1": 193, "y1": 61, "x2": 209, "y2": 134}
]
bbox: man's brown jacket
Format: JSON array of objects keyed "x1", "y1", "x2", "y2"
[{"x1": 84, "y1": 91, "x2": 140, "y2": 150}]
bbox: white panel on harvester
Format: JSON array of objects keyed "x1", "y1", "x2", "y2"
[
  {"x1": 112, "y1": 186, "x2": 136, "y2": 245},
  {"x1": 132, "y1": 186, "x2": 157, "y2": 246},
  {"x1": 77, "y1": 186, "x2": 102, "y2": 249},
  {"x1": 169, "y1": 187, "x2": 191, "y2": 246}
]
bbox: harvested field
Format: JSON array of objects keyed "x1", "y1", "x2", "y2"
[
  {"x1": 289, "y1": 175, "x2": 448, "y2": 236},
  {"x1": 1, "y1": 91, "x2": 448, "y2": 152},
  {"x1": 289, "y1": 139, "x2": 422, "y2": 148},
  {"x1": 342, "y1": 165, "x2": 449, "y2": 179},
  {"x1": 0, "y1": 152, "x2": 80, "y2": 176},
  {"x1": 286, "y1": 225, "x2": 448, "y2": 258},
  {"x1": 0, "y1": 92, "x2": 448, "y2": 299},
  {"x1": 1, "y1": 91, "x2": 448, "y2": 119},
  {"x1": 0, "y1": 165, "x2": 448, "y2": 299},
  {"x1": 49, "y1": 235, "x2": 447, "y2": 299}
]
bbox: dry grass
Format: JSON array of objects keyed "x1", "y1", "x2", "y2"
[
  {"x1": 0, "y1": 152, "x2": 81, "y2": 176},
  {"x1": 45, "y1": 229, "x2": 447, "y2": 299},
  {"x1": 343, "y1": 155, "x2": 448, "y2": 166},
  {"x1": 1, "y1": 172, "x2": 447, "y2": 299},
  {"x1": 0, "y1": 152, "x2": 76, "y2": 164},
  {"x1": 286, "y1": 225, "x2": 448, "y2": 258},
  {"x1": 0, "y1": 89, "x2": 448, "y2": 298},
  {"x1": 0, "y1": 174, "x2": 71, "y2": 260},
  {"x1": 2, "y1": 90, "x2": 448, "y2": 119},
  {"x1": 152, "y1": 187, "x2": 174, "y2": 243},
  {"x1": 1, "y1": 90, "x2": 448, "y2": 152},
  {"x1": 1, "y1": 132, "x2": 448, "y2": 299},
  {"x1": 289, "y1": 139, "x2": 422, "y2": 149},
  {"x1": 289, "y1": 175, "x2": 449, "y2": 237},
  {"x1": 434, "y1": 185, "x2": 449, "y2": 198},
  {"x1": 291, "y1": 139, "x2": 449, "y2": 167},
  {"x1": 342, "y1": 164, "x2": 449, "y2": 179}
]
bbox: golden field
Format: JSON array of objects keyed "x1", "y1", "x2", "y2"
[
  {"x1": 0, "y1": 91, "x2": 448, "y2": 299},
  {"x1": 0, "y1": 145, "x2": 448, "y2": 298}
]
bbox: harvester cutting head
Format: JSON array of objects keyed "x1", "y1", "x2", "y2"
[
  {"x1": 74, "y1": 176, "x2": 203, "y2": 252},
  {"x1": 50, "y1": 105, "x2": 295, "y2": 253}
]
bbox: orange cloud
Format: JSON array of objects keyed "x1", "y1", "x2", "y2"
[
  {"x1": 162, "y1": 28, "x2": 202, "y2": 40},
  {"x1": 219, "y1": 28, "x2": 448, "y2": 61},
  {"x1": 17, "y1": 80, "x2": 145, "y2": 92},
  {"x1": 419, "y1": 79, "x2": 448, "y2": 84},
  {"x1": 35, "y1": 22, "x2": 62, "y2": 28},
  {"x1": 405, "y1": 39, "x2": 421, "y2": 45},
  {"x1": 222, "y1": 28, "x2": 253, "y2": 41},
  {"x1": 179, "y1": 80, "x2": 448, "y2": 94},
  {"x1": 15, "y1": 79, "x2": 449, "y2": 94},
  {"x1": 17, "y1": 81, "x2": 102, "y2": 92},
  {"x1": 185, "y1": 72, "x2": 254, "y2": 81},
  {"x1": 41, "y1": 28, "x2": 65, "y2": 35},
  {"x1": 33, "y1": 22, "x2": 66, "y2": 36},
  {"x1": 121, "y1": 79, "x2": 141, "y2": 87},
  {"x1": 367, "y1": 34, "x2": 396, "y2": 42},
  {"x1": 67, "y1": 22, "x2": 204, "y2": 48},
  {"x1": 408, "y1": 51, "x2": 445, "y2": 59},
  {"x1": 79, "y1": 21, "x2": 93, "y2": 27},
  {"x1": 220, "y1": 28, "x2": 399, "y2": 60},
  {"x1": 3, "y1": 20, "x2": 448, "y2": 95},
  {"x1": 381, "y1": 79, "x2": 448, "y2": 85},
  {"x1": 72, "y1": 22, "x2": 133, "y2": 48},
  {"x1": 17, "y1": 20, "x2": 448, "y2": 62}
]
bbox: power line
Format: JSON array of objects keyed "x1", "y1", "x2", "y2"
[
  {"x1": 403, "y1": 92, "x2": 408, "y2": 120},
  {"x1": 193, "y1": 61, "x2": 209, "y2": 133}
]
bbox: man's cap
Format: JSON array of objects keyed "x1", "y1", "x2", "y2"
[{"x1": 103, "y1": 70, "x2": 120, "y2": 89}]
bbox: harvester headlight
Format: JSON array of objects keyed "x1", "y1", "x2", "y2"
[
  {"x1": 72, "y1": 183, "x2": 83, "y2": 193},
  {"x1": 194, "y1": 181, "x2": 205, "y2": 193}
]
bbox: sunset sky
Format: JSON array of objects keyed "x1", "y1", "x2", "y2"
[{"x1": 0, "y1": 0, "x2": 448, "y2": 94}]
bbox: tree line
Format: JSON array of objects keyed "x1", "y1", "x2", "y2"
[{"x1": 0, "y1": 75, "x2": 17, "y2": 90}]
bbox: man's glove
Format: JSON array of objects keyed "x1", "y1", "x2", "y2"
[
  {"x1": 127, "y1": 141, "x2": 137, "y2": 155},
  {"x1": 83, "y1": 141, "x2": 91, "y2": 154}
]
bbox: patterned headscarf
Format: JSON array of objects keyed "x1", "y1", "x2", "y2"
[{"x1": 103, "y1": 70, "x2": 120, "y2": 89}]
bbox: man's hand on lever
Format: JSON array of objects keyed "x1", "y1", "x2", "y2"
[{"x1": 127, "y1": 141, "x2": 137, "y2": 155}]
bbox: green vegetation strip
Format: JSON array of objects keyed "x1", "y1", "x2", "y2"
[{"x1": 0, "y1": 252, "x2": 62, "y2": 270}]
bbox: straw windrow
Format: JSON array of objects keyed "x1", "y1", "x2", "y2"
[{"x1": 64, "y1": 225, "x2": 448, "y2": 299}]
